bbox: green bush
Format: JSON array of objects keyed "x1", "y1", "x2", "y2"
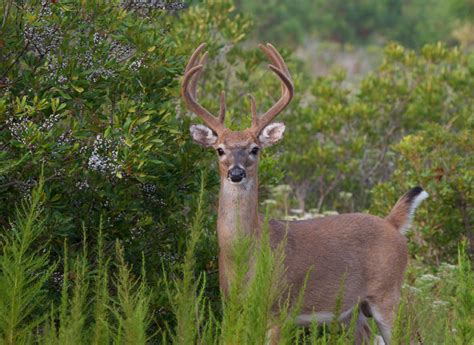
[
  {"x1": 0, "y1": 0, "x2": 253, "y2": 281},
  {"x1": 370, "y1": 124, "x2": 473, "y2": 263},
  {"x1": 237, "y1": 0, "x2": 473, "y2": 47},
  {"x1": 274, "y1": 44, "x2": 472, "y2": 224},
  {"x1": 366, "y1": 44, "x2": 473, "y2": 262}
]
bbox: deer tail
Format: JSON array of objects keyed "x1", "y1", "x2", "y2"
[{"x1": 386, "y1": 186, "x2": 429, "y2": 235}]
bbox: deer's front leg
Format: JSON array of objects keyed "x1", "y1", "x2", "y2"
[{"x1": 266, "y1": 325, "x2": 280, "y2": 345}]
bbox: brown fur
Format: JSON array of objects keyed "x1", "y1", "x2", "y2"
[
  {"x1": 386, "y1": 193, "x2": 412, "y2": 230},
  {"x1": 271, "y1": 214, "x2": 407, "y2": 316}
]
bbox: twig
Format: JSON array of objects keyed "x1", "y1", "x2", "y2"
[{"x1": 1, "y1": 42, "x2": 30, "y2": 81}]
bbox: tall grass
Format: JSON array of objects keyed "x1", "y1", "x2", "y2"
[
  {"x1": 217, "y1": 221, "x2": 289, "y2": 345},
  {"x1": 0, "y1": 178, "x2": 152, "y2": 344},
  {"x1": 0, "y1": 175, "x2": 55, "y2": 345},
  {"x1": 0, "y1": 178, "x2": 472, "y2": 344},
  {"x1": 163, "y1": 173, "x2": 211, "y2": 344},
  {"x1": 400, "y1": 241, "x2": 474, "y2": 345}
]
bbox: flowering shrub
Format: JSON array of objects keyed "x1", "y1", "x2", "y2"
[{"x1": 0, "y1": 0, "x2": 251, "y2": 276}]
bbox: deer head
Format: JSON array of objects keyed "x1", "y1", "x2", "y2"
[{"x1": 182, "y1": 43, "x2": 294, "y2": 184}]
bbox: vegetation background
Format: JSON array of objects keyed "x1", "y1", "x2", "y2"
[{"x1": 0, "y1": 0, "x2": 472, "y2": 343}]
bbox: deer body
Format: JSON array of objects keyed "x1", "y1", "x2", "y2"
[
  {"x1": 273, "y1": 215, "x2": 408, "y2": 323},
  {"x1": 182, "y1": 43, "x2": 428, "y2": 344}
]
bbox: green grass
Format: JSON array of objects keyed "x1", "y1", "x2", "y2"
[{"x1": 0, "y1": 179, "x2": 472, "y2": 344}]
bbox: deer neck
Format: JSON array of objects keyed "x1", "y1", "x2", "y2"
[{"x1": 217, "y1": 176, "x2": 260, "y2": 249}]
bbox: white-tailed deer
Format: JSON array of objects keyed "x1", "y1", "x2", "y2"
[{"x1": 182, "y1": 43, "x2": 428, "y2": 344}]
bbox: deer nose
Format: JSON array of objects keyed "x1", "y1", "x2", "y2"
[{"x1": 228, "y1": 167, "x2": 246, "y2": 182}]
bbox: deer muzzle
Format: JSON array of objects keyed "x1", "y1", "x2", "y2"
[{"x1": 228, "y1": 167, "x2": 246, "y2": 183}]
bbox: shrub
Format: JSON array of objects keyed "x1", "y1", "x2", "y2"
[
  {"x1": 276, "y1": 43, "x2": 473, "y2": 225},
  {"x1": 370, "y1": 124, "x2": 473, "y2": 263},
  {"x1": 0, "y1": 0, "x2": 253, "y2": 281},
  {"x1": 237, "y1": 0, "x2": 473, "y2": 47}
]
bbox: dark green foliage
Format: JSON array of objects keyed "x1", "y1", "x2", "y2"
[
  {"x1": 370, "y1": 124, "x2": 473, "y2": 262},
  {"x1": 0, "y1": 0, "x2": 251, "y2": 284},
  {"x1": 366, "y1": 45, "x2": 473, "y2": 262},
  {"x1": 311, "y1": 0, "x2": 399, "y2": 44},
  {"x1": 236, "y1": 0, "x2": 473, "y2": 47},
  {"x1": 234, "y1": 0, "x2": 317, "y2": 47}
]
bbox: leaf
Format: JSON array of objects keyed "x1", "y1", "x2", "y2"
[
  {"x1": 135, "y1": 116, "x2": 150, "y2": 126},
  {"x1": 72, "y1": 85, "x2": 84, "y2": 93}
]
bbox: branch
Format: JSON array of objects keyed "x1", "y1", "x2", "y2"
[
  {"x1": 316, "y1": 172, "x2": 342, "y2": 213},
  {"x1": 0, "y1": 42, "x2": 30, "y2": 81}
]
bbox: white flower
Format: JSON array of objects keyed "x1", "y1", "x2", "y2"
[
  {"x1": 271, "y1": 184, "x2": 291, "y2": 195},
  {"x1": 142, "y1": 183, "x2": 157, "y2": 194},
  {"x1": 123, "y1": 0, "x2": 187, "y2": 12},
  {"x1": 129, "y1": 59, "x2": 143, "y2": 71},
  {"x1": 404, "y1": 285, "x2": 422, "y2": 294},
  {"x1": 432, "y1": 300, "x2": 449, "y2": 308},
  {"x1": 440, "y1": 263, "x2": 457, "y2": 270},
  {"x1": 290, "y1": 208, "x2": 304, "y2": 215},
  {"x1": 75, "y1": 180, "x2": 90, "y2": 190},
  {"x1": 419, "y1": 274, "x2": 440, "y2": 282},
  {"x1": 87, "y1": 135, "x2": 123, "y2": 176}
]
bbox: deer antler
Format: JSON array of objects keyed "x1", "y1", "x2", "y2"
[
  {"x1": 181, "y1": 43, "x2": 226, "y2": 135},
  {"x1": 182, "y1": 43, "x2": 293, "y2": 136},
  {"x1": 250, "y1": 43, "x2": 294, "y2": 135}
]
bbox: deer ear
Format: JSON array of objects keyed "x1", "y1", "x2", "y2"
[
  {"x1": 190, "y1": 124, "x2": 218, "y2": 147},
  {"x1": 258, "y1": 122, "x2": 285, "y2": 147}
]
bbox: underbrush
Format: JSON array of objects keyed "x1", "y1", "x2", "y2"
[{"x1": 0, "y1": 180, "x2": 472, "y2": 344}]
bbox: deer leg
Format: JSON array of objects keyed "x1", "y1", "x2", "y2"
[
  {"x1": 267, "y1": 325, "x2": 280, "y2": 345},
  {"x1": 374, "y1": 335, "x2": 386, "y2": 345},
  {"x1": 368, "y1": 300, "x2": 397, "y2": 345},
  {"x1": 370, "y1": 296, "x2": 422, "y2": 345},
  {"x1": 353, "y1": 312, "x2": 372, "y2": 345},
  {"x1": 337, "y1": 304, "x2": 372, "y2": 345},
  {"x1": 354, "y1": 310, "x2": 387, "y2": 345}
]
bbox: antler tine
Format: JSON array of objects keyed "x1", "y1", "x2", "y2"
[
  {"x1": 248, "y1": 94, "x2": 258, "y2": 127},
  {"x1": 251, "y1": 43, "x2": 294, "y2": 135},
  {"x1": 185, "y1": 43, "x2": 206, "y2": 73},
  {"x1": 181, "y1": 43, "x2": 226, "y2": 135},
  {"x1": 219, "y1": 91, "x2": 226, "y2": 123},
  {"x1": 189, "y1": 52, "x2": 208, "y2": 99},
  {"x1": 266, "y1": 43, "x2": 292, "y2": 79},
  {"x1": 266, "y1": 43, "x2": 293, "y2": 96},
  {"x1": 258, "y1": 44, "x2": 281, "y2": 71},
  {"x1": 258, "y1": 44, "x2": 286, "y2": 95}
]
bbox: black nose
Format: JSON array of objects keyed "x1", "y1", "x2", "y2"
[{"x1": 228, "y1": 167, "x2": 246, "y2": 182}]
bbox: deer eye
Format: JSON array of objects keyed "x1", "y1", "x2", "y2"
[
  {"x1": 217, "y1": 148, "x2": 225, "y2": 156},
  {"x1": 250, "y1": 147, "x2": 259, "y2": 155}
]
